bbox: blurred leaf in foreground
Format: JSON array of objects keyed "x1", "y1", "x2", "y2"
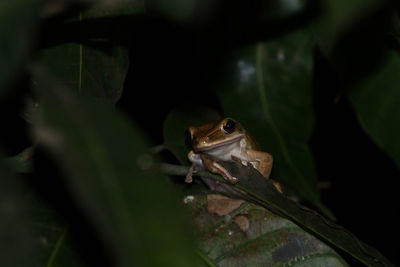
[
  {"x1": 0, "y1": 162, "x2": 35, "y2": 267},
  {"x1": 25, "y1": 190, "x2": 87, "y2": 267},
  {"x1": 0, "y1": 160, "x2": 87, "y2": 267},
  {"x1": 0, "y1": 0, "x2": 39, "y2": 95},
  {"x1": 31, "y1": 66, "x2": 200, "y2": 267}
]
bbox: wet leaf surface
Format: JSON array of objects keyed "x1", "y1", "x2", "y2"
[
  {"x1": 184, "y1": 192, "x2": 348, "y2": 267},
  {"x1": 190, "y1": 161, "x2": 394, "y2": 267}
]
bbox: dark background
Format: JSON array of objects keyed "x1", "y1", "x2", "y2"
[{"x1": 1, "y1": 1, "x2": 399, "y2": 265}]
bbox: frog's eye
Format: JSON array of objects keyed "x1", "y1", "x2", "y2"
[
  {"x1": 185, "y1": 128, "x2": 193, "y2": 146},
  {"x1": 223, "y1": 119, "x2": 236, "y2": 134}
]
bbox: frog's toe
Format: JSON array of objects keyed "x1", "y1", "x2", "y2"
[{"x1": 230, "y1": 176, "x2": 239, "y2": 184}]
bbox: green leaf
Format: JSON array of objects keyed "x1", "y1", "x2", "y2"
[
  {"x1": 186, "y1": 193, "x2": 348, "y2": 267},
  {"x1": 349, "y1": 51, "x2": 400, "y2": 169},
  {"x1": 38, "y1": 6, "x2": 131, "y2": 104},
  {"x1": 217, "y1": 30, "x2": 327, "y2": 213},
  {"x1": 32, "y1": 67, "x2": 200, "y2": 267},
  {"x1": 163, "y1": 105, "x2": 220, "y2": 164},
  {"x1": 0, "y1": 0, "x2": 39, "y2": 95},
  {"x1": 38, "y1": 40, "x2": 129, "y2": 103}
]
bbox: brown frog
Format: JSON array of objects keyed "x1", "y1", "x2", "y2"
[{"x1": 185, "y1": 118, "x2": 283, "y2": 193}]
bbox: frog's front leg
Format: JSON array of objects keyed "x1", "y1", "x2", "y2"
[
  {"x1": 236, "y1": 150, "x2": 284, "y2": 193},
  {"x1": 185, "y1": 150, "x2": 203, "y2": 183},
  {"x1": 200, "y1": 154, "x2": 239, "y2": 184},
  {"x1": 239, "y1": 150, "x2": 273, "y2": 178}
]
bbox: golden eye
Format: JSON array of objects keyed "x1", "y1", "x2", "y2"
[{"x1": 223, "y1": 119, "x2": 235, "y2": 134}]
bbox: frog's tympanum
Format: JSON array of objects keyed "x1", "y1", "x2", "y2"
[{"x1": 185, "y1": 118, "x2": 283, "y2": 193}]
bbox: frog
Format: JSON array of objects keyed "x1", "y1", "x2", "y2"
[{"x1": 185, "y1": 118, "x2": 284, "y2": 193}]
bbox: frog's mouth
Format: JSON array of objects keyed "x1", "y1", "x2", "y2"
[{"x1": 194, "y1": 134, "x2": 244, "y2": 152}]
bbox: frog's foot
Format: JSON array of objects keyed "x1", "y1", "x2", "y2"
[
  {"x1": 229, "y1": 175, "x2": 239, "y2": 184},
  {"x1": 185, "y1": 163, "x2": 197, "y2": 183},
  {"x1": 231, "y1": 155, "x2": 251, "y2": 167},
  {"x1": 210, "y1": 161, "x2": 239, "y2": 184}
]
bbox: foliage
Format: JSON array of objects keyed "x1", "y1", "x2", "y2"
[{"x1": 1, "y1": 0, "x2": 399, "y2": 266}]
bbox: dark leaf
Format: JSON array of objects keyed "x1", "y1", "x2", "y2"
[
  {"x1": 83, "y1": 0, "x2": 145, "y2": 18},
  {"x1": 217, "y1": 30, "x2": 331, "y2": 215},
  {"x1": 148, "y1": 0, "x2": 310, "y2": 34},
  {"x1": 38, "y1": 42, "x2": 129, "y2": 104},
  {"x1": 312, "y1": 0, "x2": 395, "y2": 85},
  {"x1": 312, "y1": 0, "x2": 382, "y2": 54},
  {"x1": 181, "y1": 161, "x2": 394, "y2": 266},
  {"x1": 41, "y1": 0, "x2": 145, "y2": 18},
  {"x1": 349, "y1": 51, "x2": 400, "y2": 169}
]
